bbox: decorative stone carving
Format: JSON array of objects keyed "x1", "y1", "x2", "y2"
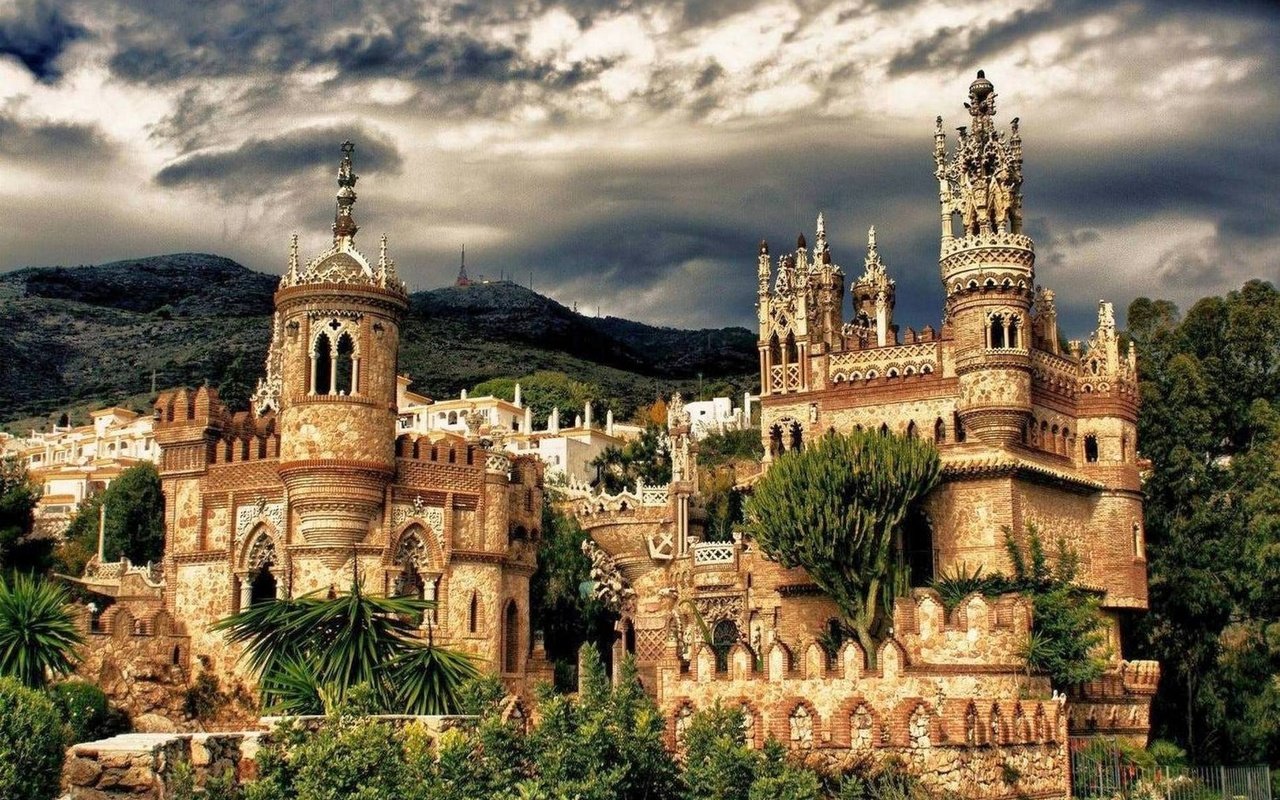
[
  {"x1": 583, "y1": 539, "x2": 634, "y2": 612},
  {"x1": 236, "y1": 498, "x2": 284, "y2": 541},
  {"x1": 390, "y1": 497, "x2": 446, "y2": 550}
]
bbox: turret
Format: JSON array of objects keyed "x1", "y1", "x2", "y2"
[
  {"x1": 936, "y1": 72, "x2": 1035, "y2": 446},
  {"x1": 849, "y1": 226, "x2": 895, "y2": 347},
  {"x1": 274, "y1": 142, "x2": 409, "y2": 563}
]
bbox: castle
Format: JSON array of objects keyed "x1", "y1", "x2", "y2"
[
  {"x1": 74, "y1": 142, "x2": 549, "y2": 700},
  {"x1": 570, "y1": 71, "x2": 1157, "y2": 799},
  {"x1": 65, "y1": 71, "x2": 1156, "y2": 800}
]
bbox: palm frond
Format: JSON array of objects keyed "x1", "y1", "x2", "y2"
[{"x1": 0, "y1": 572, "x2": 83, "y2": 688}]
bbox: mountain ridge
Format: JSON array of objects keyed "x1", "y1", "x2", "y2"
[{"x1": 0, "y1": 253, "x2": 757, "y2": 429}]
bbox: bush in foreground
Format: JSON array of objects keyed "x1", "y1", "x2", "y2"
[{"x1": 0, "y1": 676, "x2": 66, "y2": 800}]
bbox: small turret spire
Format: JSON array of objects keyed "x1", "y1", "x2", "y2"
[
  {"x1": 333, "y1": 141, "x2": 359, "y2": 243},
  {"x1": 287, "y1": 233, "x2": 299, "y2": 281},
  {"x1": 815, "y1": 212, "x2": 827, "y2": 255}
]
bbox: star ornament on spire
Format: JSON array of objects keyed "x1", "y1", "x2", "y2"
[{"x1": 333, "y1": 140, "x2": 359, "y2": 242}]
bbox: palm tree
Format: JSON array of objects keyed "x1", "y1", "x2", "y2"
[
  {"x1": 0, "y1": 572, "x2": 84, "y2": 688},
  {"x1": 212, "y1": 578, "x2": 479, "y2": 715}
]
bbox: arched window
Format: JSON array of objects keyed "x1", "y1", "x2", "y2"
[
  {"x1": 784, "y1": 332, "x2": 799, "y2": 363},
  {"x1": 879, "y1": 422, "x2": 889, "y2": 436},
  {"x1": 312, "y1": 332, "x2": 332, "y2": 395},
  {"x1": 768, "y1": 333, "x2": 781, "y2": 363},
  {"x1": 906, "y1": 420, "x2": 917, "y2": 439},
  {"x1": 711, "y1": 619, "x2": 738, "y2": 673},
  {"x1": 953, "y1": 412, "x2": 966, "y2": 443},
  {"x1": 468, "y1": 592, "x2": 479, "y2": 633},
  {"x1": 503, "y1": 600, "x2": 520, "y2": 673},
  {"x1": 1121, "y1": 433, "x2": 1129, "y2": 462},
  {"x1": 448, "y1": 411, "x2": 458, "y2": 425},
  {"x1": 934, "y1": 418, "x2": 946, "y2": 443},
  {"x1": 335, "y1": 332, "x2": 355, "y2": 395},
  {"x1": 789, "y1": 422, "x2": 803, "y2": 452},
  {"x1": 769, "y1": 425, "x2": 784, "y2": 457},
  {"x1": 1008, "y1": 316, "x2": 1020, "y2": 348},
  {"x1": 1084, "y1": 435, "x2": 1099, "y2": 463},
  {"x1": 989, "y1": 315, "x2": 1005, "y2": 348},
  {"x1": 1040, "y1": 420, "x2": 1049, "y2": 448}
]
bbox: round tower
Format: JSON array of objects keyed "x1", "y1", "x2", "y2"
[
  {"x1": 936, "y1": 72, "x2": 1034, "y2": 447},
  {"x1": 274, "y1": 142, "x2": 409, "y2": 564}
]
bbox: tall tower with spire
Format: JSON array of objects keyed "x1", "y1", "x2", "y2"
[
  {"x1": 274, "y1": 141, "x2": 409, "y2": 573},
  {"x1": 935, "y1": 70, "x2": 1034, "y2": 446}
]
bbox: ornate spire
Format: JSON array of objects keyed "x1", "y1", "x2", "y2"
[
  {"x1": 287, "y1": 233, "x2": 299, "y2": 282},
  {"x1": 815, "y1": 212, "x2": 827, "y2": 255},
  {"x1": 936, "y1": 71, "x2": 1024, "y2": 238},
  {"x1": 332, "y1": 140, "x2": 359, "y2": 243}
]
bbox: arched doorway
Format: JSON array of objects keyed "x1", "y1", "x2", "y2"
[{"x1": 244, "y1": 530, "x2": 279, "y2": 606}]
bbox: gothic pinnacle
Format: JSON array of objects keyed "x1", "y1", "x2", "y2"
[{"x1": 332, "y1": 140, "x2": 359, "y2": 243}]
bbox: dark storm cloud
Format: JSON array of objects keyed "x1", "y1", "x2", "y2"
[
  {"x1": 0, "y1": 112, "x2": 116, "y2": 168},
  {"x1": 154, "y1": 124, "x2": 403, "y2": 200},
  {"x1": 0, "y1": 0, "x2": 86, "y2": 82},
  {"x1": 102, "y1": 0, "x2": 602, "y2": 89}
]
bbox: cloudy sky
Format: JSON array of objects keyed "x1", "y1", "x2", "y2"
[{"x1": 1, "y1": 0, "x2": 1276, "y2": 335}]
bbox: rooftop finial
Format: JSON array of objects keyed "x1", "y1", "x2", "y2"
[
  {"x1": 287, "y1": 233, "x2": 299, "y2": 280},
  {"x1": 867, "y1": 225, "x2": 877, "y2": 254},
  {"x1": 333, "y1": 140, "x2": 359, "y2": 243}
]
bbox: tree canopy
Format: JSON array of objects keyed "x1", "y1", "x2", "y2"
[
  {"x1": 57, "y1": 462, "x2": 164, "y2": 575},
  {"x1": 1128, "y1": 279, "x2": 1280, "y2": 765},
  {"x1": 0, "y1": 457, "x2": 48, "y2": 573},
  {"x1": 745, "y1": 429, "x2": 941, "y2": 662},
  {"x1": 471, "y1": 371, "x2": 601, "y2": 429}
]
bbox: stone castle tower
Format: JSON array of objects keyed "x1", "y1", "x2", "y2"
[
  {"x1": 135, "y1": 143, "x2": 548, "y2": 684},
  {"x1": 272, "y1": 141, "x2": 408, "y2": 570},
  {"x1": 753, "y1": 71, "x2": 1155, "y2": 741}
]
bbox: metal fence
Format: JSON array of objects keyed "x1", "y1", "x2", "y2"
[{"x1": 1072, "y1": 748, "x2": 1272, "y2": 800}]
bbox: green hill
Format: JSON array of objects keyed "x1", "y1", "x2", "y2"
[{"x1": 0, "y1": 253, "x2": 757, "y2": 430}]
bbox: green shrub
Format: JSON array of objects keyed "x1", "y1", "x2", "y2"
[
  {"x1": 48, "y1": 679, "x2": 127, "y2": 744},
  {"x1": 0, "y1": 572, "x2": 83, "y2": 688},
  {"x1": 0, "y1": 676, "x2": 67, "y2": 800},
  {"x1": 184, "y1": 667, "x2": 227, "y2": 721},
  {"x1": 747, "y1": 739, "x2": 821, "y2": 800},
  {"x1": 291, "y1": 716, "x2": 407, "y2": 800},
  {"x1": 682, "y1": 703, "x2": 760, "y2": 800}
]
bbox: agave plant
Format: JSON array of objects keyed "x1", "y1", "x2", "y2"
[
  {"x1": 212, "y1": 578, "x2": 478, "y2": 714},
  {"x1": 0, "y1": 572, "x2": 84, "y2": 687}
]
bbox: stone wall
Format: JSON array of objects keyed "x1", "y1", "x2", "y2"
[{"x1": 63, "y1": 732, "x2": 254, "y2": 799}]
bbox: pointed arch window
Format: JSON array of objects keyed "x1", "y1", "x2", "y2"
[
  {"x1": 335, "y1": 332, "x2": 356, "y2": 395},
  {"x1": 784, "y1": 332, "x2": 799, "y2": 363},
  {"x1": 934, "y1": 418, "x2": 946, "y2": 443},
  {"x1": 312, "y1": 332, "x2": 332, "y2": 395},
  {"x1": 989, "y1": 314, "x2": 1006, "y2": 348},
  {"x1": 468, "y1": 592, "x2": 479, "y2": 633},
  {"x1": 768, "y1": 333, "x2": 781, "y2": 363},
  {"x1": 1008, "y1": 316, "x2": 1021, "y2": 348}
]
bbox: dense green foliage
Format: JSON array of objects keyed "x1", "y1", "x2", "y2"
[
  {"x1": 57, "y1": 462, "x2": 164, "y2": 575},
  {"x1": 0, "y1": 572, "x2": 82, "y2": 688},
  {"x1": 1127, "y1": 280, "x2": 1280, "y2": 765},
  {"x1": 529, "y1": 497, "x2": 616, "y2": 689},
  {"x1": 0, "y1": 457, "x2": 48, "y2": 573},
  {"x1": 698, "y1": 429, "x2": 765, "y2": 468},
  {"x1": 240, "y1": 649, "x2": 942, "y2": 800},
  {"x1": 0, "y1": 255, "x2": 755, "y2": 427},
  {"x1": 211, "y1": 580, "x2": 478, "y2": 715},
  {"x1": 745, "y1": 430, "x2": 941, "y2": 662},
  {"x1": 47, "y1": 679, "x2": 128, "y2": 745},
  {"x1": 929, "y1": 529, "x2": 1107, "y2": 688},
  {"x1": 593, "y1": 424, "x2": 674, "y2": 493},
  {"x1": 0, "y1": 677, "x2": 66, "y2": 800}
]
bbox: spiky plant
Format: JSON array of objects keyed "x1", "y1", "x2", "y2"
[
  {"x1": 212, "y1": 578, "x2": 478, "y2": 714},
  {"x1": 0, "y1": 572, "x2": 83, "y2": 688}
]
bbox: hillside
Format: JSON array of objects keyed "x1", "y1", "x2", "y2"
[{"x1": 0, "y1": 254, "x2": 757, "y2": 429}]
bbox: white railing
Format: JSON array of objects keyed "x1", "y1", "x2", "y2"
[
  {"x1": 692, "y1": 542, "x2": 735, "y2": 566},
  {"x1": 639, "y1": 482, "x2": 669, "y2": 507}
]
